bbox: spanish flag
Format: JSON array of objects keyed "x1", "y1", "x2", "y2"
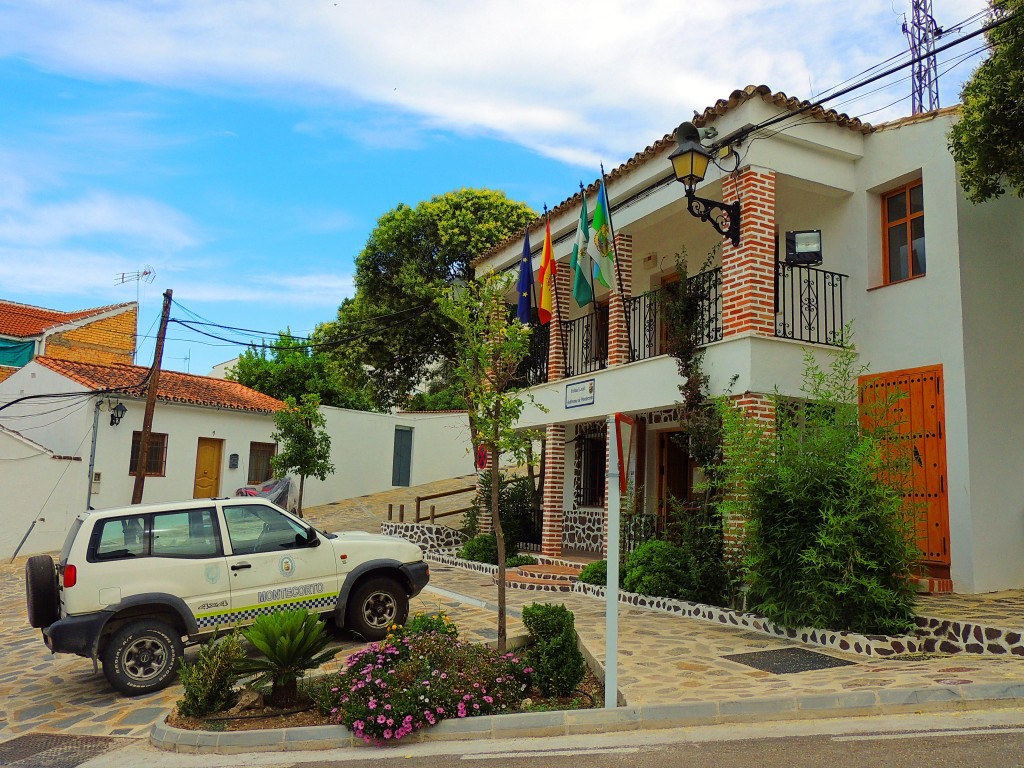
[{"x1": 538, "y1": 216, "x2": 557, "y2": 324}]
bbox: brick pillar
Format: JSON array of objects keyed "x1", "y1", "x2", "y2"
[
  {"x1": 722, "y1": 392, "x2": 775, "y2": 550},
  {"x1": 608, "y1": 233, "x2": 633, "y2": 366},
  {"x1": 541, "y1": 423, "x2": 566, "y2": 557},
  {"x1": 721, "y1": 168, "x2": 776, "y2": 339},
  {"x1": 548, "y1": 265, "x2": 571, "y2": 381}
]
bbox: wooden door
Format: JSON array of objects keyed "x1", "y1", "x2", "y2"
[
  {"x1": 859, "y1": 365, "x2": 949, "y2": 570},
  {"x1": 193, "y1": 437, "x2": 223, "y2": 498},
  {"x1": 656, "y1": 430, "x2": 691, "y2": 532}
]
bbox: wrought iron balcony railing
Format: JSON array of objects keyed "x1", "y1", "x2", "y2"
[
  {"x1": 562, "y1": 303, "x2": 609, "y2": 379},
  {"x1": 775, "y1": 263, "x2": 848, "y2": 347},
  {"x1": 625, "y1": 267, "x2": 724, "y2": 363}
]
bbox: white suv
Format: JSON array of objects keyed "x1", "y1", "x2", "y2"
[{"x1": 25, "y1": 497, "x2": 429, "y2": 695}]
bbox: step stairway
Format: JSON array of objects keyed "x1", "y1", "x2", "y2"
[{"x1": 497, "y1": 564, "x2": 581, "y2": 592}]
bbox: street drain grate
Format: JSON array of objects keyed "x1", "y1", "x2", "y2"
[
  {"x1": 722, "y1": 647, "x2": 857, "y2": 674},
  {"x1": 0, "y1": 734, "x2": 121, "y2": 768}
]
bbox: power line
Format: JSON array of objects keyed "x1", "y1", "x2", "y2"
[{"x1": 729, "y1": 7, "x2": 1021, "y2": 151}]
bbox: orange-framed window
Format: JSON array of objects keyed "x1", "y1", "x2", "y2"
[{"x1": 882, "y1": 180, "x2": 926, "y2": 284}]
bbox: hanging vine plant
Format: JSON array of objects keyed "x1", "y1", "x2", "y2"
[{"x1": 659, "y1": 247, "x2": 727, "y2": 470}]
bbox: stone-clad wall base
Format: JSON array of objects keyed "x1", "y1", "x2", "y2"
[
  {"x1": 574, "y1": 583, "x2": 1024, "y2": 659},
  {"x1": 379, "y1": 523, "x2": 467, "y2": 552},
  {"x1": 562, "y1": 507, "x2": 604, "y2": 552}
]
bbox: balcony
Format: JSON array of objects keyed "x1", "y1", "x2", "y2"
[
  {"x1": 562, "y1": 303, "x2": 609, "y2": 379},
  {"x1": 775, "y1": 263, "x2": 848, "y2": 347},
  {"x1": 512, "y1": 263, "x2": 847, "y2": 388},
  {"x1": 625, "y1": 268, "x2": 723, "y2": 363}
]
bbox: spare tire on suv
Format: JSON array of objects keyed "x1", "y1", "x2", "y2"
[{"x1": 26, "y1": 554, "x2": 60, "y2": 629}]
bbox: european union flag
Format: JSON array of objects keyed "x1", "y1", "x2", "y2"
[{"x1": 516, "y1": 228, "x2": 533, "y2": 324}]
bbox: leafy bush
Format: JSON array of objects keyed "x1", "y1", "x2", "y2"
[
  {"x1": 505, "y1": 554, "x2": 537, "y2": 568},
  {"x1": 323, "y1": 630, "x2": 532, "y2": 743},
  {"x1": 521, "y1": 603, "x2": 586, "y2": 697},
  {"x1": 622, "y1": 540, "x2": 689, "y2": 599},
  {"x1": 393, "y1": 611, "x2": 459, "y2": 640},
  {"x1": 577, "y1": 560, "x2": 607, "y2": 586},
  {"x1": 458, "y1": 533, "x2": 499, "y2": 564},
  {"x1": 234, "y1": 609, "x2": 341, "y2": 706},
  {"x1": 176, "y1": 631, "x2": 245, "y2": 718},
  {"x1": 465, "y1": 470, "x2": 537, "y2": 550},
  {"x1": 714, "y1": 340, "x2": 919, "y2": 634},
  {"x1": 664, "y1": 499, "x2": 728, "y2": 606}
]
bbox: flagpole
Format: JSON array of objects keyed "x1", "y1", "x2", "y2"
[{"x1": 600, "y1": 163, "x2": 631, "y2": 361}]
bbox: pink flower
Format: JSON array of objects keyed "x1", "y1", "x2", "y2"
[
  {"x1": 483, "y1": 696, "x2": 493, "y2": 704},
  {"x1": 383, "y1": 729, "x2": 393, "y2": 739},
  {"x1": 377, "y1": 714, "x2": 386, "y2": 724},
  {"x1": 386, "y1": 718, "x2": 394, "y2": 726},
  {"x1": 384, "y1": 703, "x2": 392, "y2": 710},
  {"x1": 457, "y1": 702, "x2": 467, "y2": 718},
  {"x1": 368, "y1": 699, "x2": 377, "y2": 709},
  {"x1": 524, "y1": 667, "x2": 534, "y2": 674}
]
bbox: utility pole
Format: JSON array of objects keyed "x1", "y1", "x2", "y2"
[{"x1": 131, "y1": 289, "x2": 172, "y2": 504}]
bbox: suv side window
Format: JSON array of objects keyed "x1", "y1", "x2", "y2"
[
  {"x1": 152, "y1": 508, "x2": 221, "y2": 558},
  {"x1": 93, "y1": 515, "x2": 147, "y2": 561},
  {"x1": 224, "y1": 504, "x2": 307, "y2": 554}
]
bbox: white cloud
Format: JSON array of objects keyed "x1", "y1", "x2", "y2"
[{"x1": 0, "y1": 0, "x2": 989, "y2": 165}]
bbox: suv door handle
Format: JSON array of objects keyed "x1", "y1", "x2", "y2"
[{"x1": 231, "y1": 563, "x2": 252, "y2": 571}]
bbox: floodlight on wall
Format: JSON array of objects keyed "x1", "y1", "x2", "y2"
[
  {"x1": 109, "y1": 402, "x2": 127, "y2": 427},
  {"x1": 784, "y1": 230, "x2": 823, "y2": 266},
  {"x1": 668, "y1": 122, "x2": 741, "y2": 247}
]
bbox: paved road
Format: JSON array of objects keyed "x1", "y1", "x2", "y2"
[{"x1": 73, "y1": 708, "x2": 1024, "y2": 768}]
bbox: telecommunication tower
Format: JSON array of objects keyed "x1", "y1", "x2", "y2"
[{"x1": 903, "y1": 0, "x2": 942, "y2": 114}]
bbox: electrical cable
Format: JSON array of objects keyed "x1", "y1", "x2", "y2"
[{"x1": 728, "y1": 7, "x2": 1021, "y2": 150}]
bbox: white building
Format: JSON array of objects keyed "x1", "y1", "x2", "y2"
[
  {"x1": 473, "y1": 86, "x2": 1024, "y2": 595},
  {"x1": 0, "y1": 357, "x2": 474, "y2": 557}
]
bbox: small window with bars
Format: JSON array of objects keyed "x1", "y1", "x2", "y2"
[
  {"x1": 129, "y1": 432, "x2": 168, "y2": 477},
  {"x1": 248, "y1": 442, "x2": 276, "y2": 484},
  {"x1": 579, "y1": 432, "x2": 607, "y2": 507}
]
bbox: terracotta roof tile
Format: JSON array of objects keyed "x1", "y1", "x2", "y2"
[
  {"x1": 475, "y1": 85, "x2": 874, "y2": 266},
  {"x1": 0, "y1": 299, "x2": 135, "y2": 338},
  {"x1": 34, "y1": 357, "x2": 284, "y2": 414}
]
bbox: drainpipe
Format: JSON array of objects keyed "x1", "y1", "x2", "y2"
[{"x1": 85, "y1": 398, "x2": 100, "y2": 511}]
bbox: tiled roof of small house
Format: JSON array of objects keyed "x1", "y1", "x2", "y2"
[
  {"x1": 474, "y1": 85, "x2": 874, "y2": 266},
  {"x1": 34, "y1": 357, "x2": 285, "y2": 414},
  {"x1": 0, "y1": 299, "x2": 135, "y2": 338}
]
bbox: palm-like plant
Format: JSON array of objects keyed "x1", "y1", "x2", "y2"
[{"x1": 235, "y1": 609, "x2": 340, "y2": 707}]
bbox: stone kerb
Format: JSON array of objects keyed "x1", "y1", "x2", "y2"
[{"x1": 572, "y1": 582, "x2": 1024, "y2": 659}]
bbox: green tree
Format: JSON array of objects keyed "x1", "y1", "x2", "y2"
[
  {"x1": 436, "y1": 271, "x2": 539, "y2": 652},
  {"x1": 323, "y1": 189, "x2": 535, "y2": 410},
  {"x1": 948, "y1": 1, "x2": 1024, "y2": 202},
  {"x1": 270, "y1": 394, "x2": 335, "y2": 517},
  {"x1": 712, "y1": 340, "x2": 920, "y2": 635},
  {"x1": 228, "y1": 330, "x2": 377, "y2": 411}
]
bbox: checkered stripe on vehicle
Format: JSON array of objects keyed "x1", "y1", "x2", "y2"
[{"x1": 195, "y1": 594, "x2": 338, "y2": 630}]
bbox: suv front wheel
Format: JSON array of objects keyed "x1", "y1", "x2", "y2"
[
  {"x1": 102, "y1": 619, "x2": 183, "y2": 695},
  {"x1": 347, "y1": 578, "x2": 408, "y2": 641}
]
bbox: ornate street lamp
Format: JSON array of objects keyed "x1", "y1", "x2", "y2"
[
  {"x1": 109, "y1": 402, "x2": 127, "y2": 426},
  {"x1": 668, "y1": 122, "x2": 741, "y2": 246}
]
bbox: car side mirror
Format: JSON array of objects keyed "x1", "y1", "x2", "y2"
[{"x1": 298, "y1": 529, "x2": 320, "y2": 548}]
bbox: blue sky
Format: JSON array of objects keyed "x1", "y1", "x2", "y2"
[{"x1": 0, "y1": 0, "x2": 988, "y2": 376}]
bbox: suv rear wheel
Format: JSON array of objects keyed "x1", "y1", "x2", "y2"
[
  {"x1": 347, "y1": 577, "x2": 408, "y2": 640},
  {"x1": 102, "y1": 619, "x2": 183, "y2": 695},
  {"x1": 25, "y1": 555, "x2": 59, "y2": 629}
]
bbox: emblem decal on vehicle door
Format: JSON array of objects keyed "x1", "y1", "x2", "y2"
[
  {"x1": 279, "y1": 556, "x2": 295, "y2": 577},
  {"x1": 205, "y1": 564, "x2": 222, "y2": 584}
]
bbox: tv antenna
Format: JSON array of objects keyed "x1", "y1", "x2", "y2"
[{"x1": 903, "y1": 0, "x2": 942, "y2": 114}]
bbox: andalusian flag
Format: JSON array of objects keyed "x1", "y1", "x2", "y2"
[
  {"x1": 516, "y1": 229, "x2": 533, "y2": 324},
  {"x1": 589, "y1": 180, "x2": 615, "y2": 291},
  {"x1": 538, "y1": 217, "x2": 556, "y2": 324},
  {"x1": 570, "y1": 192, "x2": 594, "y2": 307}
]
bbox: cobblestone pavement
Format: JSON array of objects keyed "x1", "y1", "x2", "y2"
[{"x1": 3, "y1": 478, "x2": 1022, "y2": 743}]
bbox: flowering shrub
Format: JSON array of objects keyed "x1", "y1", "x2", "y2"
[{"x1": 321, "y1": 623, "x2": 532, "y2": 744}]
